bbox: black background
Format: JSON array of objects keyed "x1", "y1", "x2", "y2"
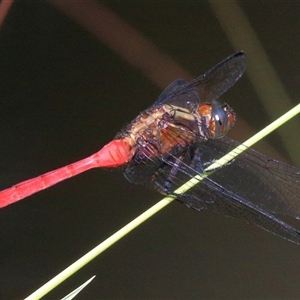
[{"x1": 1, "y1": 1, "x2": 300, "y2": 299}]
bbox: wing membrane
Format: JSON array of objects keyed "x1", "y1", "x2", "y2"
[{"x1": 154, "y1": 51, "x2": 246, "y2": 108}]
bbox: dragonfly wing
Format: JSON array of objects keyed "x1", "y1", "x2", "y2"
[
  {"x1": 124, "y1": 132, "x2": 300, "y2": 244},
  {"x1": 199, "y1": 137, "x2": 300, "y2": 219},
  {"x1": 186, "y1": 51, "x2": 246, "y2": 103},
  {"x1": 154, "y1": 150, "x2": 300, "y2": 245},
  {"x1": 154, "y1": 79, "x2": 188, "y2": 105},
  {"x1": 154, "y1": 79, "x2": 200, "y2": 110},
  {"x1": 178, "y1": 176, "x2": 300, "y2": 245},
  {"x1": 125, "y1": 143, "x2": 300, "y2": 244},
  {"x1": 263, "y1": 157, "x2": 300, "y2": 217},
  {"x1": 153, "y1": 51, "x2": 246, "y2": 109}
]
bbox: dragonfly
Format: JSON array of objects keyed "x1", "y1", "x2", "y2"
[{"x1": 1, "y1": 51, "x2": 300, "y2": 245}]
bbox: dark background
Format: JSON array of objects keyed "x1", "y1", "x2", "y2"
[{"x1": 1, "y1": 1, "x2": 300, "y2": 299}]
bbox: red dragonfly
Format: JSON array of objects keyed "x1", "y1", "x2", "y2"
[{"x1": 1, "y1": 51, "x2": 300, "y2": 245}]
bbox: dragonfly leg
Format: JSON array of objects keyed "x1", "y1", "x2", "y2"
[
  {"x1": 151, "y1": 151, "x2": 187, "y2": 194},
  {"x1": 189, "y1": 145, "x2": 204, "y2": 173},
  {"x1": 162, "y1": 152, "x2": 187, "y2": 192},
  {"x1": 190, "y1": 144, "x2": 234, "y2": 173},
  {"x1": 153, "y1": 177, "x2": 206, "y2": 211},
  {"x1": 150, "y1": 149, "x2": 208, "y2": 211}
]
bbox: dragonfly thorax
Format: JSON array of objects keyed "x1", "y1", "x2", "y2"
[{"x1": 118, "y1": 104, "x2": 197, "y2": 161}]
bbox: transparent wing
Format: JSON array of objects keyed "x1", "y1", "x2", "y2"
[
  {"x1": 154, "y1": 79, "x2": 200, "y2": 111},
  {"x1": 124, "y1": 134, "x2": 300, "y2": 245},
  {"x1": 154, "y1": 79, "x2": 188, "y2": 105},
  {"x1": 197, "y1": 137, "x2": 300, "y2": 219},
  {"x1": 154, "y1": 51, "x2": 246, "y2": 108},
  {"x1": 188, "y1": 51, "x2": 246, "y2": 103},
  {"x1": 180, "y1": 174, "x2": 300, "y2": 245}
]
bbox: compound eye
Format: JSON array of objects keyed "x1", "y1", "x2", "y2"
[{"x1": 212, "y1": 103, "x2": 235, "y2": 138}]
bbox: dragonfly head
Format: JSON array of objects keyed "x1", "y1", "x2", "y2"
[
  {"x1": 211, "y1": 101, "x2": 236, "y2": 138},
  {"x1": 198, "y1": 100, "x2": 236, "y2": 139}
]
